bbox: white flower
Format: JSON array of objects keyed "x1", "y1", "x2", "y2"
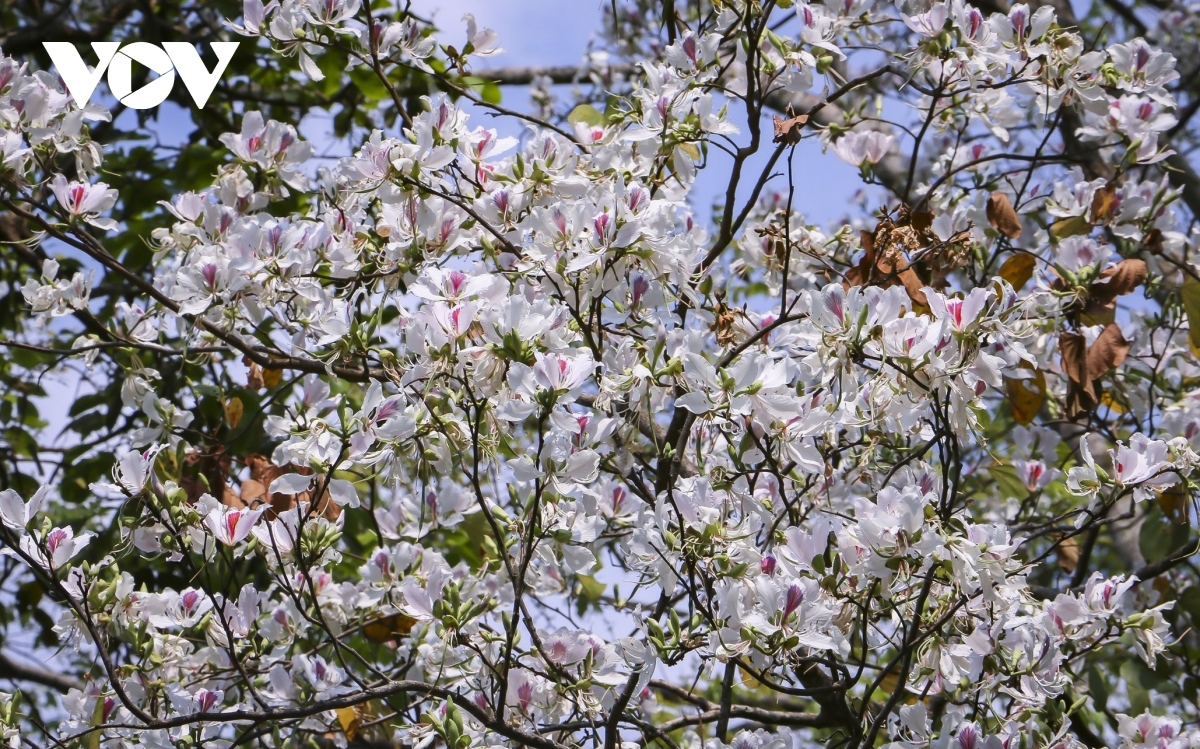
[
  {"x1": 832, "y1": 130, "x2": 894, "y2": 165},
  {"x1": 0, "y1": 486, "x2": 48, "y2": 530},
  {"x1": 49, "y1": 174, "x2": 118, "y2": 230},
  {"x1": 203, "y1": 505, "x2": 266, "y2": 546}
]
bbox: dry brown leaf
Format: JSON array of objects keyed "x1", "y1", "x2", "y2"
[
  {"x1": 997, "y1": 254, "x2": 1036, "y2": 291},
  {"x1": 245, "y1": 454, "x2": 341, "y2": 520},
  {"x1": 181, "y1": 448, "x2": 233, "y2": 504},
  {"x1": 1060, "y1": 332, "x2": 1096, "y2": 417},
  {"x1": 908, "y1": 209, "x2": 935, "y2": 235},
  {"x1": 711, "y1": 301, "x2": 739, "y2": 346},
  {"x1": 1057, "y1": 536, "x2": 1080, "y2": 572},
  {"x1": 986, "y1": 192, "x2": 1022, "y2": 239},
  {"x1": 876, "y1": 251, "x2": 928, "y2": 307},
  {"x1": 222, "y1": 486, "x2": 246, "y2": 509},
  {"x1": 1060, "y1": 333, "x2": 1089, "y2": 385},
  {"x1": 244, "y1": 356, "x2": 265, "y2": 390},
  {"x1": 1143, "y1": 228, "x2": 1164, "y2": 255},
  {"x1": 263, "y1": 367, "x2": 284, "y2": 389},
  {"x1": 1092, "y1": 259, "x2": 1147, "y2": 301},
  {"x1": 772, "y1": 113, "x2": 809, "y2": 145},
  {"x1": 239, "y1": 478, "x2": 268, "y2": 506},
  {"x1": 1086, "y1": 323, "x2": 1130, "y2": 381}
]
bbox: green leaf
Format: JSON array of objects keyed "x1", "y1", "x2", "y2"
[
  {"x1": 1180, "y1": 278, "x2": 1200, "y2": 357},
  {"x1": 568, "y1": 104, "x2": 604, "y2": 128},
  {"x1": 1179, "y1": 586, "x2": 1200, "y2": 623},
  {"x1": 575, "y1": 575, "x2": 606, "y2": 615},
  {"x1": 989, "y1": 463, "x2": 1026, "y2": 500},
  {"x1": 1087, "y1": 664, "x2": 1109, "y2": 710},
  {"x1": 1140, "y1": 508, "x2": 1191, "y2": 564}
]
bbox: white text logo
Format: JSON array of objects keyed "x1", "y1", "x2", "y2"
[{"x1": 42, "y1": 42, "x2": 239, "y2": 110}]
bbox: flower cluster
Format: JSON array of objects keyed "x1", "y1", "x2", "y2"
[{"x1": 0, "y1": 0, "x2": 1199, "y2": 748}]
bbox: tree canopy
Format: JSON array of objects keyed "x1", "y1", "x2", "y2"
[{"x1": 2, "y1": 1, "x2": 1200, "y2": 748}]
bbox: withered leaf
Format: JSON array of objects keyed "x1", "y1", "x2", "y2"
[
  {"x1": 1057, "y1": 536, "x2": 1080, "y2": 572},
  {"x1": 222, "y1": 486, "x2": 246, "y2": 509},
  {"x1": 711, "y1": 301, "x2": 739, "y2": 346},
  {"x1": 908, "y1": 209, "x2": 935, "y2": 235},
  {"x1": 1060, "y1": 332, "x2": 1096, "y2": 417},
  {"x1": 1090, "y1": 182, "x2": 1118, "y2": 225},
  {"x1": 986, "y1": 192, "x2": 1023, "y2": 239},
  {"x1": 1004, "y1": 367, "x2": 1045, "y2": 425},
  {"x1": 1143, "y1": 228, "x2": 1164, "y2": 255},
  {"x1": 1181, "y1": 278, "x2": 1200, "y2": 357},
  {"x1": 363, "y1": 613, "x2": 417, "y2": 643},
  {"x1": 1086, "y1": 323, "x2": 1130, "y2": 381},
  {"x1": 246, "y1": 454, "x2": 341, "y2": 521},
  {"x1": 181, "y1": 448, "x2": 233, "y2": 505},
  {"x1": 1092, "y1": 259, "x2": 1147, "y2": 301},
  {"x1": 239, "y1": 478, "x2": 268, "y2": 506},
  {"x1": 997, "y1": 254, "x2": 1036, "y2": 291},
  {"x1": 1060, "y1": 332, "x2": 1089, "y2": 385},
  {"x1": 243, "y1": 356, "x2": 265, "y2": 390},
  {"x1": 1158, "y1": 485, "x2": 1190, "y2": 525},
  {"x1": 335, "y1": 706, "x2": 361, "y2": 740},
  {"x1": 1079, "y1": 297, "x2": 1116, "y2": 327},
  {"x1": 1100, "y1": 391, "x2": 1127, "y2": 414},
  {"x1": 262, "y1": 367, "x2": 284, "y2": 389},
  {"x1": 1050, "y1": 214, "x2": 1091, "y2": 242},
  {"x1": 772, "y1": 113, "x2": 809, "y2": 145},
  {"x1": 897, "y1": 266, "x2": 929, "y2": 308},
  {"x1": 223, "y1": 396, "x2": 244, "y2": 429}
]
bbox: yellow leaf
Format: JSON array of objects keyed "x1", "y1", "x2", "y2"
[
  {"x1": 1099, "y1": 392, "x2": 1127, "y2": 414},
  {"x1": 363, "y1": 613, "x2": 417, "y2": 643},
  {"x1": 223, "y1": 397, "x2": 244, "y2": 429},
  {"x1": 1004, "y1": 367, "x2": 1045, "y2": 426},
  {"x1": 335, "y1": 706, "x2": 360, "y2": 739},
  {"x1": 1049, "y1": 214, "x2": 1091, "y2": 241},
  {"x1": 997, "y1": 254, "x2": 1036, "y2": 291},
  {"x1": 1158, "y1": 485, "x2": 1190, "y2": 525},
  {"x1": 262, "y1": 368, "x2": 284, "y2": 388},
  {"x1": 1091, "y1": 182, "x2": 1118, "y2": 224},
  {"x1": 878, "y1": 672, "x2": 900, "y2": 695},
  {"x1": 1181, "y1": 278, "x2": 1200, "y2": 358}
]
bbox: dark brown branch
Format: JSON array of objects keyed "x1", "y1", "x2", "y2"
[{"x1": 0, "y1": 651, "x2": 82, "y2": 694}]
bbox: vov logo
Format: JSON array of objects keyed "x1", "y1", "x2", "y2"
[{"x1": 43, "y1": 42, "x2": 239, "y2": 110}]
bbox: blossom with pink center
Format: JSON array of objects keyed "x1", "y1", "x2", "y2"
[
  {"x1": 926, "y1": 287, "x2": 991, "y2": 333},
  {"x1": 533, "y1": 352, "x2": 595, "y2": 394},
  {"x1": 204, "y1": 505, "x2": 266, "y2": 546},
  {"x1": 50, "y1": 174, "x2": 118, "y2": 230}
]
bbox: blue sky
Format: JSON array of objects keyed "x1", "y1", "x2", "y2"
[
  {"x1": 398, "y1": 0, "x2": 869, "y2": 226},
  {"x1": 114, "y1": 0, "x2": 871, "y2": 228}
]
